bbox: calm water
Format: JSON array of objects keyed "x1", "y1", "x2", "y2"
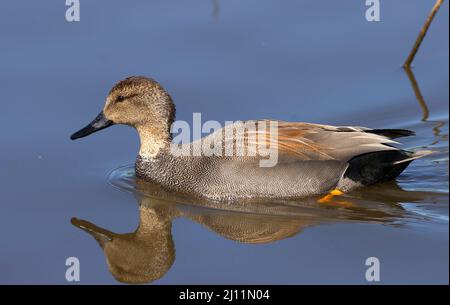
[{"x1": 0, "y1": 0, "x2": 448, "y2": 284}]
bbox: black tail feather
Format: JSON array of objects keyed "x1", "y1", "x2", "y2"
[
  {"x1": 344, "y1": 150, "x2": 413, "y2": 186},
  {"x1": 367, "y1": 129, "x2": 415, "y2": 139}
]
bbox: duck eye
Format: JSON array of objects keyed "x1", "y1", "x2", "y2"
[{"x1": 116, "y1": 95, "x2": 126, "y2": 102}]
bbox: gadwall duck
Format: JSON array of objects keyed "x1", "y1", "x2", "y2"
[{"x1": 71, "y1": 76, "x2": 431, "y2": 201}]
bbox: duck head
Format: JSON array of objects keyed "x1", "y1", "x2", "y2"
[{"x1": 70, "y1": 76, "x2": 176, "y2": 156}]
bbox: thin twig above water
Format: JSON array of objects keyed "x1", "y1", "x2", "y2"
[{"x1": 404, "y1": 0, "x2": 444, "y2": 68}]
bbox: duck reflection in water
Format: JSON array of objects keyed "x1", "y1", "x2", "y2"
[{"x1": 71, "y1": 176, "x2": 444, "y2": 284}]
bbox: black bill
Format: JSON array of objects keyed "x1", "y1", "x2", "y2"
[{"x1": 70, "y1": 112, "x2": 113, "y2": 140}]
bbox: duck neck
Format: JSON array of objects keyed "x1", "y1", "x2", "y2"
[{"x1": 136, "y1": 125, "x2": 171, "y2": 158}]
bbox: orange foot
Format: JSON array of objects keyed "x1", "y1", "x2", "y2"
[{"x1": 317, "y1": 189, "x2": 354, "y2": 208}]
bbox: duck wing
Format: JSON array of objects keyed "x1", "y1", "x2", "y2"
[
  {"x1": 277, "y1": 121, "x2": 408, "y2": 162},
  {"x1": 200, "y1": 120, "x2": 412, "y2": 162}
]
